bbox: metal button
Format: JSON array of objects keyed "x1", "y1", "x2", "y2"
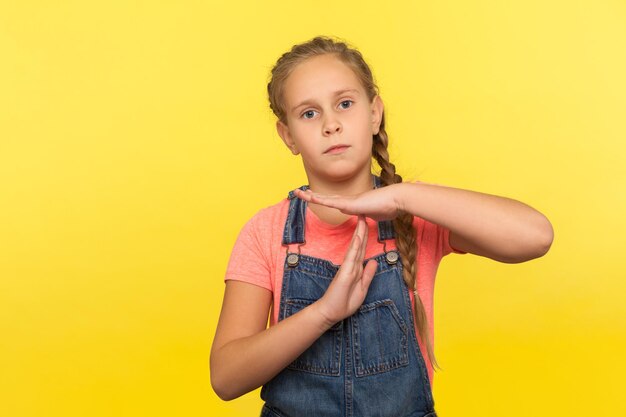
[
  {"x1": 287, "y1": 253, "x2": 299, "y2": 267},
  {"x1": 385, "y1": 250, "x2": 399, "y2": 265}
]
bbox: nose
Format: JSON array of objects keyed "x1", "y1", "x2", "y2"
[{"x1": 323, "y1": 114, "x2": 342, "y2": 136}]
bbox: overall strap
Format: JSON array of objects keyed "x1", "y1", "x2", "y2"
[
  {"x1": 283, "y1": 184, "x2": 310, "y2": 245},
  {"x1": 373, "y1": 175, "x2": 397, "y2": 241},
  {"x1": 282, "y1": 174, "x2": 396, "y2": 245}
]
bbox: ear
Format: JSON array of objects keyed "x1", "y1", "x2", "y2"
[
  {"x1": 276, "y1": 120, "x2": 299, "y2": 155},
  {"x1": 371, "y1": 95, "x2": 384, "y2": 135}
]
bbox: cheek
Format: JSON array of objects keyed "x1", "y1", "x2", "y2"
[
  {"x1": 292, "y1": 121, "x2": 315, "y2": 136},
  {"x1": 350, "y1": 109, "x2": 372, "y2": 128}
]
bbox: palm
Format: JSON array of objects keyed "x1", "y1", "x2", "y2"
[
  {"x1": 315, "y1": 216, "x2": 378, "y2": 326},
  {"x1": 294, "y1": 185, "x2": 401, "y2": 222}
]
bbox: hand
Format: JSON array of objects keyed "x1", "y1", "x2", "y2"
[
  {"x1": 293, "y1": 183, "x2": 403, "y2": 222},
  {"x1": 314, "y1": 215, "x2": 379, "y2": 327}
]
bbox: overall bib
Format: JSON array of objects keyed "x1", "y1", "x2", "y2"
[{"x1": 260, "y1": 175, "x2": 437, "y2": 417}]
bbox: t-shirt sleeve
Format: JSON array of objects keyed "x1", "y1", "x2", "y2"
[
  {"x1": 409, "y1": 180, "x2": 467, "y2": 259},
  {"x1": 440, "y1": 223, "x2": 468, "y2": 257},
  {"x1": 415, "y1": 215, "x2": 468, "y2": 262},
  {"x1": 224, "y1": 210, "x2": 273, "y2": 292}
]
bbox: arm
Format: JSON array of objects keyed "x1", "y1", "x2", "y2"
[
  {"x1": 211, "y1": 217, "x2": 377, "y2": 401},
  {"x1": 210, "y1": 280, "x2": 331, "y2": 401},
  {"x1": 396, "y1": 181, "x2": 554, "y2": 263}
]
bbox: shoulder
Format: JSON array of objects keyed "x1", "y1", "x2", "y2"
[
  {"x1": 245, "y1": 198, "x2": 289, "y2": 230},
  {"x1": 226, "y1": 198, "x2": 289, "y2": 279},
  {"x1": 235, "y1": 198, "x2": 290, "y2": 244}
]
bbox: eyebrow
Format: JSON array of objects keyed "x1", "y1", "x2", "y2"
[{"x1": 291, "y1": 88, "x2": 360, "y2": 113}]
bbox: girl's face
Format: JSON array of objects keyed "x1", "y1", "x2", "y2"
[{"x1": 276, "y1": 54, "x2": 383, "y2": 185}]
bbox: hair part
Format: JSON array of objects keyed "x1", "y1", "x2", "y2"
[{"x1": 267, "y1": 35, "x2": 441, "y2": 372}]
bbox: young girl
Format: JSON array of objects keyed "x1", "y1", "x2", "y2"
[{"x1": 210, "y1": 36, "x2": 553, "y2": 417}]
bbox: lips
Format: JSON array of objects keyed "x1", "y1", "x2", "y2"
[{"x1": 324, "y1": 144, "x2": 350, "y2": 154}]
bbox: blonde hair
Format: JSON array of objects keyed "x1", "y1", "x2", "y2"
[{"x1": 267, "y1": 35, "x2": 440, "y2": 371}]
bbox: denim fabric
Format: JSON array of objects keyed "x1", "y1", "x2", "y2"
[{"x1": 260, "y1": 174, "x2": 437, "y2": 417}]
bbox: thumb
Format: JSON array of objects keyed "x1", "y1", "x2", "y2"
[{"x1": 360, "y1": 260, "x2": 378, "y2": 292}]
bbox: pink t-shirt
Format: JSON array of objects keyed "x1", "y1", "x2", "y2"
[{"x1": 224, "y1": 196, "x2": 467, "y2": 386}]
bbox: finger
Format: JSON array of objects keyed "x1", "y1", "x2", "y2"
[
  {"x1": 310, "y1": 194, "x2": 352, "y2": 213},
  {"x1": 351, "y1": 219, "x2": 367, "y2": 267},
  {"x1": 294, "y1": 189, "x2": 310, "y2": 202},
  {"x1": 306, "y1": 191, "x2": 360, "y2": 216},
  {"x1": 357, "y1": 216, "x2": 368, "y2": 262},
  {"x1": 346, "y1": 221, "x2": 358, "y2": 253},
  {"x1": 293, "y1": 188, "x2": 304, "y2": 200},
  {"x1": 343, "y1": 230, "x2": 361, "y2": 274},
  {"x1": 354, "y1": 218, "x2": 368, "y2": 278},
  {"x1": 354, "y1": 216, "x2": 366, "y2": 252},
  {"x1": 361, "y1": 260, "x2": 378, "y2": 292},
  {"x1": 298, "y1": 190, "x2": 327, "y2": 206}
]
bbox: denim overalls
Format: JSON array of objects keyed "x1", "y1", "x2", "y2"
[{"x1": 260, "y1": 174, "x2": 437, "y2": 417}]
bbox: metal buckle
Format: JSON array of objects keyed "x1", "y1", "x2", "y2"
[
  {"x1": 286, "y1": 242, "x2": 305, "y2": 267},
  {"x1": 381, "y1": 240, "x2": 399, "y2": 265}
]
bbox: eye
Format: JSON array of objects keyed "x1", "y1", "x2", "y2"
[
  {"x1": 339, "y1": 99, "x2": 353, "y2": 109},
  {"x1": 301, "y1": 110, "x2": 317, "y2": 119}
]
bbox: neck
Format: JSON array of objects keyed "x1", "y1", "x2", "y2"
[{"x1": 306, "y1": 169, "x2": 374, "y2": 197}]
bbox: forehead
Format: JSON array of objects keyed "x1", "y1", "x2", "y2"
[{"x1": 283, "y1": 54, "x2": 364, "y2": 104}]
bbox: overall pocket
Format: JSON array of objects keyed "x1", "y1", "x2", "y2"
[
  {"x1": 283, "y1": 298, "x2": 343, "y2": 376},
  {"x1": 351, "y1": 298, "x2": 409, "y2": 377},
  {"x1": 260, "y1": 404, "x2": 285, "y2": 417}
]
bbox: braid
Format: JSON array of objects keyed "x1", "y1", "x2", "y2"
[{"x1": 372, "y1": 118, "x2": 441, "y2": 372}]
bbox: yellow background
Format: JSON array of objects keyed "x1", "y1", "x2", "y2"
[{"x1": 1, "y1": 1, "x2": 624, "y2": 416}]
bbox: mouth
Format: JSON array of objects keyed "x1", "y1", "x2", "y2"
[{"x1": 324, "y1": 144, "x2": 350, "y2": 154}]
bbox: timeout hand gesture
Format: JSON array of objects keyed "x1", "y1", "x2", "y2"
[{"x1": 293, "y1": 183, "x2": 403, "y2": 222}]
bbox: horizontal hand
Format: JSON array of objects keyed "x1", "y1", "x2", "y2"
[{"x1": 293, "y1": 184, "x2": 403, "y2": 222}]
